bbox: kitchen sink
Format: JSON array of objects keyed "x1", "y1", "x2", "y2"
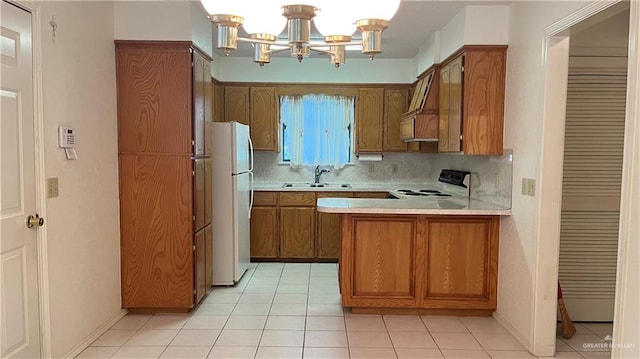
[{"x1": 282, "y1": 182, "x2": 352, "y2": 189}]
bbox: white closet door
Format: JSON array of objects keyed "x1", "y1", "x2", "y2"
[{"x1": 559, "y1": 57, "x2": 627, "y2": 321}]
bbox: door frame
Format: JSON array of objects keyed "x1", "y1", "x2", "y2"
[
  {"x1": 533, "y1": 0, "x2": 639, "y2": 357},
  {"x1": 5, "y1": 0, "x2": 52, "y2": 357}
]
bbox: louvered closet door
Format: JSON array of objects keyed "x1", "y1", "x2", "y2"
[{"x1": 559, "y1": 57, "x2": 627, "y2": 321}]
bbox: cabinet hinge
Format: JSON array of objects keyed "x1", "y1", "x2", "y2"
[
  {"x1": 461, "y1": 66, "x2": 465, "y2": 73},
  {"x1": 193, "y1": 244, "x2": 196, "y2": 251},
  {"x1": 459, "y1": 134, "x2": 463, "y2": 140},
  {"x1": 192, "y1": 140, "x2": 195, "y2": 146},
  {"x1": 192, "y1": 170, "x2": 196, "y2": 176},
  {"x1": 192, "y1": 215, "x2": 196, "y2": 221},
  {"x1": 193, "y1": 289, "x2": 197, "y2": 295}
]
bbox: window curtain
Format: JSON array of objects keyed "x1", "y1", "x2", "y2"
[{"x1": 282, "y1": 94, "x2": 354, "y2": 169}]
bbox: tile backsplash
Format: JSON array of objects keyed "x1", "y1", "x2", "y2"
[{"x1": 253, "y1": 150, "x2": 513, "y2": 207}]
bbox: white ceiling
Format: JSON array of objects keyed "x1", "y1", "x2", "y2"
[{"x1": 213, "y1": 0, "x2": 509, "y2": 60}]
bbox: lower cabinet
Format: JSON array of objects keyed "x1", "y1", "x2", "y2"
[
  {"x1": 250, "y1": 207, "x2": 279, "y2": 259},
  {"x1": 340, "y1": 214, "x2": 499, "y2": 311},
  {"x1": 194, "y1": 226, "x2": 207, "y2": 304},
  {"x1": 280, "y1": 207, "x2": 316, "y2": 258},
  {"x1": 316, "y1": 192, "x2": 354, "y2": 260}
]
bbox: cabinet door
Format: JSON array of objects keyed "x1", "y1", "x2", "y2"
[
  {"x1": 383, "y1": 88, "x2": 409, "y2": 152},
  {"x1": 353, "y1": 192, "x2": 388, "y2": 198},
  {"x1": 423, "y1": 218, "x2": 498, "y2": 309},
  {"x1": 193, "y1": 52, "x2": 206, "y2": 157},
  {"x1": 194, "y1": 159, "x2": 205, "y2": 232},
  {"x1": 213, "y1": 82, "x2": 225, "y2": 122},
  {"x1": 438, "y1": 55, "x2": 463, "y2": 153},
  {"x1": 194, "y1": 227, "x2": 206, "y2": 304},
  {"x1": 356, "y1": 88, "x2": 384, "y2": 153},
  {"x1": 205, "y1": 224, "x2": 213, "y2": 289},
  {"x1": 250, "y1": 207, "x2": 279, "y2": 258},
  {"x1": 116, "y1": 44, "x2": 192, "y2": 154},
  {"x1": 250, "y1": 87, "x2": 278, "y2": 151},
  {"x1": 316, "y1": 192, "x2": 353, "y2": 260},
  {"x1": 225, "y1": 86, "x2": 250, "y2": 125},
  {"x1": 204, "y1": 158, "x2": 213, "y2": 226},
  {"x1": 280, "y1": 207, "x2": 315, "y2": 258}
]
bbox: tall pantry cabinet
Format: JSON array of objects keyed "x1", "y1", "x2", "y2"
[{"x1": 116, "y1": 41, "x2": 213, "y2": 310}]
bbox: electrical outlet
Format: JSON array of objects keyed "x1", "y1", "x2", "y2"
[
  {"x1": 521, "y1": 178, "x2": 535, "y2": 196},
  {"x1": 47, "y1": 177, "x2": 59, "y2": 198},
  {"x1": 392, "y1": 164, "x2": 398, "y2": 174}
]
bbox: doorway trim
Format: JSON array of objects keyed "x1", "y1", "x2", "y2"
[
  {"x1": 532, "y1": 0, "x2": 638, "y2": 357},
  {"x1": 7, "y1": 0, "x2": 52, "y2": 357}
]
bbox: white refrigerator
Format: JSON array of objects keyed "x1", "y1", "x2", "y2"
[{"x1": 212, "y1": 122, "x2": 253, "y2": 285}]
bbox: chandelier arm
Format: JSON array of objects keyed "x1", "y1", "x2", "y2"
[
  {"x1": 309, "y1": 48, "x2": 333, "y2": 55},
  {"x1": 267, "y1": 47, "x2": 292, "y2": 55},
  {"x1": 237, "y1": 37, "x2": 291, "y2": 48},
  {"x1": 308, "y1": 41, "x2": 361, "y2": 47}
]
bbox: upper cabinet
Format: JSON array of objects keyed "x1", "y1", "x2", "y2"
[
  {"x1": 250, "y1": 87, "x2": 278, "y2": 151},
  {"x1": 439, "y1": 46, "x2": 507, "y2": 155},
  {"x1": 224, "y1": 85, "x2": 250, "y2": 125},
  {"x1": 383, "y1": 88, "x2": 409, "y2": 152},
  {"x1": 213, "y1": 80, "x2": 225, "y2": 122},
  {"x1": 356, "y1": 88, "x2": 384, "y2": 153}
]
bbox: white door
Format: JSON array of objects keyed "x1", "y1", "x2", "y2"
[{"x1": 1, "y1": 1, "x2": 42, "y2": 357}]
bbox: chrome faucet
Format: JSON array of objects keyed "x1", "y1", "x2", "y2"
[{"x1": 314, "y1": 165, "x2": 330, "y2": 184}]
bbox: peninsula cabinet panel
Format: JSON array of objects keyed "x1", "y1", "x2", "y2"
[
  {"x1": 116, "y1": 43, "x2": 192, "y2": 155},
  {"x1": 342, "y1": 216, "x2": 418, "y2": 307},
  {"x1": 225, "y1": 86, "x2": 250, "y2": 125},
  {"x1": 250, "y1": 207, "x2": 279, "y2": 259},
  {"x1": 316, "y1": 192, "x2": 353, "y2": 260},
  {"x1": 383, "y1": 88, "x2": 409, "y2": 152},
  {"x1": 250, "y1": 87, "x2": 278, "y2": 151},
  {"x1": 119, "y1": 154, "x2": 194, "y2": 309},
  {"x1": 356, "y1": 88, "x2": 384, "y2": 153},
  {"x1": 280, "y1": 208, "x2": 316, "y2": 258}
]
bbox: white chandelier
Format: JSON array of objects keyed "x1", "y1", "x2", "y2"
[{"x1": 200, "y1": 0, "x2": 401, "y2": 69}]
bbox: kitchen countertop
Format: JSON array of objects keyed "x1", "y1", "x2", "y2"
[
  {"x1": 316, "y1": 197, "x2": 512, "y2": 216},
  {"x1": 253, "y1": 182, "x2": 430, "y2": 192}
]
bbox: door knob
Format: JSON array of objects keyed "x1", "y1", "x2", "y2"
[{"x1": 26, "y1": 214, "x2": 44, "y2": 228}]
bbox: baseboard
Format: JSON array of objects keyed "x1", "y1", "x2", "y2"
[
  {"x1": 62, "y1": 309, "x2": 127, "y2": 359},
  {"x1": 493, "y1": 311, "x2": 532, "y2": 352}
]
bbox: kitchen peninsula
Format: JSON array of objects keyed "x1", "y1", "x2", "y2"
[{"x1": 317, "y1": 197, "x2": 510, "y2": 315}]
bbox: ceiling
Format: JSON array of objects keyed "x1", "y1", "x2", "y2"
[{"x1": 212, "y1": 0, "x2": 509, "y2": 60}]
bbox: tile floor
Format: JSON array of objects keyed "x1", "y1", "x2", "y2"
[{"x1": 78, "y1": 263, "x2": 613, "y2": 359}]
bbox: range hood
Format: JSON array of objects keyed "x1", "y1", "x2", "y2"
[{"x1": 400, "y1": 69, "x2": 439, "y2": 142}]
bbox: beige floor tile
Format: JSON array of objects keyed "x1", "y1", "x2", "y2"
[
  {"x1": 170, "y1": 330, "x2": 220, "y2": 346},
  {"x1": 460, "y1": 317, "x2": 507, "y2": 334},
  {"x1": 309, "y1": 276, "x2": 338, "y2": 285},
  {"x1": 258, "y1": 262, "x2": 285, "y2": 270},
  {"x1": 306, "y1": 316, "x2": 345, "y2": 331},
  {"x1": 304, "y1": 330, "x2": 348, "y2": 347},
  {"x1": 284, "y1": 263, "x2": 310, "y2": 269},
  {"x1": 421, "y1": 316, "x2": 468, "y2": 333},
  {"x1": 252, "y1": 270, "x2": 283, "y2": 277},
  {"x1": 273, "y1": 293, "x2": 307, "y2": 304},
  {"x1": 347, "y1": 331, "x2": 393, "y2": 348},
  {"x1": 581, "y1": 323, "x2": 614, "y2": 337},
  {"x1": 207, "y1": 346, "x2": 257, "y2": 359},
  {"x1": 538, "y1": 352, "x2": 583, "y2": 358},
  {"x1": 280, "y1": 271, "x2": 310, "y2": 279},
  {"x1": 384, "y1": 316, "x2": 428, "y2": 332},
  {"x1": 432, "y1": 332, "x2": 482, "y2": 350},
  {"x1": 224, "y1": 315, "x2": 267, "y2": 330},
  {"x1": 556, "y1": 338, "x2": 574, "y2": 352},
  {"x1": 308, "y1": 284, "x2": 340, "y2": 294},
  {"x1": 487, "y1": 350, "x2": 537, "y2": 358},
  {"x1": 349, "y1": 347, "x2": 398, "y2": 359},
  {"x1": 302, "y1": 347, "x2": 350, "y2": 359},
  {"x1": 183, "y1": 316, "x2": 228, "y2": 330},
  {"x1": 75, "y1": 346, "x2": 120, "y2": 358},
  {"x1": 389, "y1": 331, "x2": 437, "y2": 349},
  {"x1": 473, "y1": 333, "x2": 526, "y2": 351},
  {"x1": 231, "y1": 303, "x2": 271, "y2": 316},
  {"x1": 577, "y1": 350, "x2": 612, "y2": 359},
  {"x1": 211, "y1": 286, "x2": 244, "y2": 294},
  {"x1": 276, "y1": 284, "x2": 309, "y2": 294},
  {"x1": 345, "y1": 316, "x2": 386, "y2": 331},
  {"x1": 111, "y1": 314, "x2": 152, "y2": 330},
  {"x1": 160, "y1": 346, "x2": 212, "y2": 358},
  {"x1": 112, "y1": 346, "x2": 166, "y2": 358},
  {"x1": 264, "y1": 316, "x2": 306, "y2": 330},
  {"x1": 254, "y1": 346, "x2": 302, "y2": 359},
  {"x1": 214, "y1": 330, "x2": 262, "y2": 346},
  {"x1": 126, "y1": 330, "x2": 179, "y2": 347},
  {"x1": 310, "y1": 263, "x2": 337, "y2": 270},
  {"x1": 269, "y1": 303, "x2": 307, "y2": 316},
  {"x1": 440, "y1": 349, "x2": 490, "y2": 358},
  {"x1": 259, "y1": 330, "x2": 304, "y2": 346},
  {"x1": 203, "y1": 293, "x2": 241, "y2": 304},
  {"x1": 560, "y1": 334, "x2": 603, "y2": 352},
  {"x1": 308, "y1": 293, "x2": 341, "y2": 304},
  {"x1": 193, "y1": 304, "x2": 235, "y2": 316},
  {"x1": 307, "y1": 304, "x2": 344, "y2": 316},
  {"x1": 143, "y1": 315, "x2": 190, "y2": 330},
  {"x1": 395, "y1": 348, "x2": 444, "y2": 359},
  {"x1": 247, "y1": 276, "x2": 280, "y2": 285},
  {"x1": 92, "y1": 330, "x2": 136, "y2": 347},
  {"x1": 277, "y1": 276, "x2": 309, "y2": 285}
]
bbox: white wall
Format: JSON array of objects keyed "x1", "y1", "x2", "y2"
[
  {"x1": 114, "y1": 1, "x2": 191, "y2": 42},
  {"x1": 190, "y1": 1, "x2": 213, "y2": 57},
  {"x1": 38, "y1": 1, "x2": 121, "y2": 357},
  {"x1": 414, "y1": 31, "x2": 441, "y2": 76},
  {"x1": 497, "y1": 0, "x2": 594, "y2": 352}
]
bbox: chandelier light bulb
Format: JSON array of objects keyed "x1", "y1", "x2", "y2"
[
  {"x1": 200, "y1": 0, "x2": 245, "y2": 17},
  {"x1": 242, "y1": 0, "x2": 286, "y2": 36},
  {"x1": 313, "y1": 0, "x2": 357, "y2": 37}
]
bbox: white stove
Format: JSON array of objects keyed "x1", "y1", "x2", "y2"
[{"x1": 389, "y1": 170, "x2": 471, "y2": 199}]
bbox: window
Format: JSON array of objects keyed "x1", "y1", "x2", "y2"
[{"x1": 280, "y1": 94, "x2": 354, "y2": 169}]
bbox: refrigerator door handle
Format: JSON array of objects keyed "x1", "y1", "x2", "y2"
[
  {"x1": 248, "y1": 133, "x2": 254, "y2": 172},
  {"x1": 248, "y1": 171, "x2": 254, "y2": 218}
]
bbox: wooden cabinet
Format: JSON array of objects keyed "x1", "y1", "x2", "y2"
[
  {"x1": 439, "y1": 46, "x2": 507, "y2": 155},
  {"x1": 383, "y1": 88, "x2": 410, "y2": 152},
  {"x1": 280, "y1": 207, "x2": 316, "y2": 258},
  {"x1": 250, "y1": 192, "x2": 279, "y2": 259},
  {"x1": 213, "y1": 81, "x2": 225, "y2": 122},
  {"x1": 205, "y1": 224, "x2": 213, "y2": 289},
  {"x1": 340, "y1": 214, "x2": 499, "y2": 312},
  {"x1": 225, "y1": 86, "x2": 250, "y2": 124},
  {"x1": 250, "y1": 87, "x2": 278, "y2": 151},
  {"x1": 116, "y1": 41, "x2": 213, "y2": 310},
  {"x1": 353, "y1": 192, "x2": 389, "y2": 198},
  {"x1": 356, "y1": 88, "x2": 384, "y2": 153},
  {"x1": 316, "y1": 192, "x2": 353, "y2": 260}
]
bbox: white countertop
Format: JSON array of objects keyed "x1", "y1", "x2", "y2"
[
  {"x1": 254, "y1": 182, "x2": 418, "y2": 192},
  {"x1": 316, "y1": 197, "x2": 512, "y2": 216}
]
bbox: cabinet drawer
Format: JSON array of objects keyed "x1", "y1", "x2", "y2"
[
  {"x1": 279, "y1": 192, "x2": 316, "y2": 206},
  {"x1": 317, "y1": 192, "x2": 353, "y2": 199},
  {"x1": 254, "y1": 191, "x2": 278, "y2": 206}
]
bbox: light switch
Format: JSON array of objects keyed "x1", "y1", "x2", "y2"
[{"x1": 47, "y1": 177, "x2": 59, "y2": 198}]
